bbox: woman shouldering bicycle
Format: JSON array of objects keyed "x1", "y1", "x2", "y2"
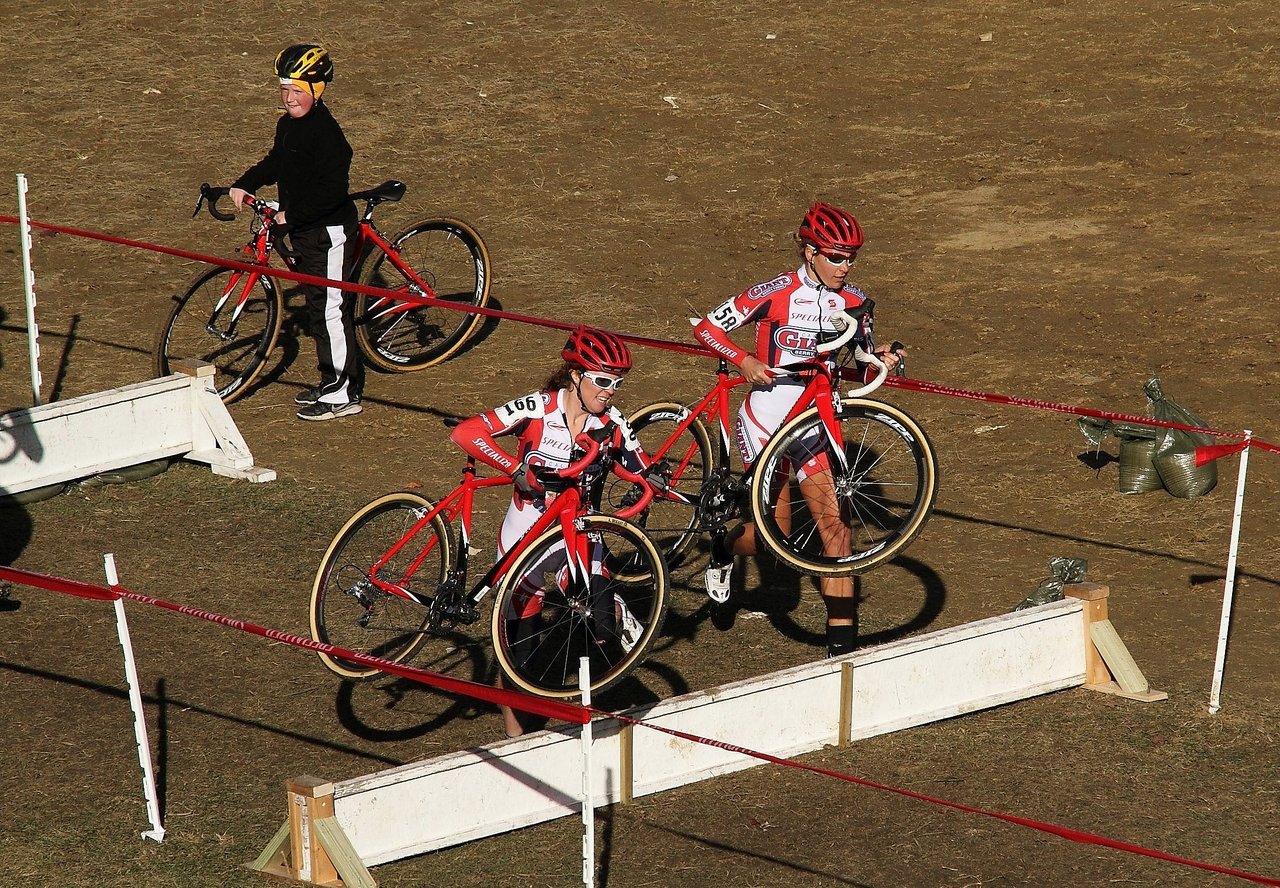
[
  {"x1": 692, "y1": 202, "x2": 904, "y2": 657},
  {"x1": 451, "y1": 327, "x2": 651, "y2": 736}
]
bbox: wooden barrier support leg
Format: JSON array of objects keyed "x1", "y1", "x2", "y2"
[
  {"x1": 1064, "y1": 582, "x2": 1168, "y2": 703},
  {"x1": 245, "y1": 776, "x2": 375, "y2": 888},
  {"x1": 838, "y1": 662, "x2": 854, "y2": 747},
  {"x1": 619, "y1": 722, "x2": 635, "y2": 805}
]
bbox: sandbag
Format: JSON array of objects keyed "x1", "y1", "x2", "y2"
[
  {"x1": 1013, "y1": 556, "x2": 1087, "y2": 611},
  {"x1": 1116, "y1": 427, "x2": 1163, "y2": 495},
  {"x1": 1143, "y1": 378, "x2": 1217, "y2": 499},
  {"x1": 1078, "y1": 418, "x2": 1163, "y2": 495}
]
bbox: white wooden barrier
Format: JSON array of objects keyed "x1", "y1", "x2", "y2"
[
  {"x1": 0, "y1": 361, "x2": 274, "y2": 493},
  {"x1": 252, "y1": 585, "x2": 1163, "y2": 885}
]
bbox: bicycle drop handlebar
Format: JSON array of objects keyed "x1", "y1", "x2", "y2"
[
  {"x1": 763, "y1": 308, "x2": 892, "y2": 398},
  {"x1": 192, "y1": 183, "x2": 300, "y2": 259},
  {"x1": 813, "y1": 307, "x2": 864, "y2": 356},
  {"x1": 526, "y1": 430, "x2": 656, "y2": 519},
  {"x1": 193, "y1": 183, "x2": 275, "y2": 223}
]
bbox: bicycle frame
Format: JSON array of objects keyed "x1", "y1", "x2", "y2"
[
  {"x1": 364, "y1": 444, "x2": 653, "y2": 623},
  {"x1": 647, "y1": 357, "x2": 852, "y2": 487},
  {"x1": 204, "y1": 190, "x2": 443, "y2": 335},
  {"x1": 363, "y1": 461, "x2": 584, "y2": 613}
]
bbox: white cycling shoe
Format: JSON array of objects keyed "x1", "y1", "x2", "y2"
[
  {"x1": 615, "y1": 595, "x2": 644, "y2": 653},
  {"x1": 704, "y1": 563, "x2": 732, "y2": 604}
]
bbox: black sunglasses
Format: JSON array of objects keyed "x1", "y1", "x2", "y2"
[{"x1": 819, "y1": 251, "x2": 857, "y2": 266}]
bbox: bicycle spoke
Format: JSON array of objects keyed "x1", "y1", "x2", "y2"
[
  {"x1": 492, "y1": 517, "x2": 669, "y2": 698},
  {"x1": 753, "y1": 400, "x2": 937, "y2": 576},
  {"x1": 356, "y1": 219, "x2": 490, "y2": 371},
  {"x1": 156, "y1": 266, "x2": 280, "y2": 403},
  {"x1": 610, "y1": 404, "x2": 715, "y2": 569}
]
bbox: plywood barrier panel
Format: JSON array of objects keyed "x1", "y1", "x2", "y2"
[
  {"x1": 327, "y1": 600, "x2": 1087, "y2": 867},
  {"x1": 336, "y1": 724, "x2": 624, "y2": 866}
]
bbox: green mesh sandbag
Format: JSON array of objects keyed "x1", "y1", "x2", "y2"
[
  {"x1": 1117, "y1": 431, "x2": 1164, "y2": 495},
  {"x1": 1143, "y1": 378, "x2": 1217, "y2": 499},
  {"x1": 1078, "y1": 417, "x2": 1163, "y2": 494},
  {"x1": 1013, "y1": 556, "x2": 1087, "y2": 611},
  {"x1": 1153, "y1": 448, "x2": 1217, "y2": 499}
]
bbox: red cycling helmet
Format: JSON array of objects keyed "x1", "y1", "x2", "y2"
[
  {"x1": 562, "y1": 326, "x2": 633, "y2": 374},
  {"x1": 798, "y1": 202, "x2": 864, "y2": 253}
]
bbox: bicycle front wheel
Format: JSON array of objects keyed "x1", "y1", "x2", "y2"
[
  {"x1": 751, "y1": 398, "x2": 937, "y2": 577},
  {"x1": 356, "y1": 218, "x2": 491, "y2": 372},
  {"x1": 491, "y1": 515, "x2": 669, "y2": 699},
  {"x1": 154, "y1": 265, "x2": 282, "y2": 403},
  {"x1": 614, "y1": 402, "x2": 717, "y2": 569},
  {"x1": 310, "y1": 492, "x2": 453, "y2": 680}
]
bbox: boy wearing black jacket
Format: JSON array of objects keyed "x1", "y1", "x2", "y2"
[{"x1": 230, "y1": 44, "x2": 364, "y2": 420}]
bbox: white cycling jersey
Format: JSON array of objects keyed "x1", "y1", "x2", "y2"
[{"x1": 693, "y1": 264, "x2": 876, "y2": 468}]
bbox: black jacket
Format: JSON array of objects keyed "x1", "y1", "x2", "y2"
[{"x1": 232, "y1": 101, "x2": 354, "y2": 232}]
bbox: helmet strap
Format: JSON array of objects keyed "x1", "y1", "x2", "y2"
[{"x1": 572, "y1": 372, "x2": 592, "y2": 415}]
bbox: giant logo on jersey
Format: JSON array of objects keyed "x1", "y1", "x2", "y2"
[
  {"x1": 746, "y1": 274, "x2": 791, "y2": 300},
  {"x1": 774, "y1": 325, "x2": 818, "y2": 358}
]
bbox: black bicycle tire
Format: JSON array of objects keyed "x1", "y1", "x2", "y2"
[
  {"x1": 154, "y1": 264, "x2": 282, "y2": 404},
  {"x1": 355, "y1": 217, "x2": 491, "y2": 372},
  {"x1": 310, "y1": 492, "x2": 453, "y2": 680},
  {"x1": 750, "y1": 398, "x2": 938, "y2": 577},
  {"x1": 489, "y1": 515, "x2": 669, "y2": 699}
]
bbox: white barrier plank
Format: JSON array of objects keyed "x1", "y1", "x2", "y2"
[
  {"x1": 336, "y1": 725, "x2": 625, "y2": 866},
  {"x1": 0, "y1": 372, "x2": 273, "y2": 492},
  {"x1": 328, "y1": 598, "x2": 1087, "y2": 867},
  {"x1": 847, "y1": 600, "x2": 1086, "y2": 740}
]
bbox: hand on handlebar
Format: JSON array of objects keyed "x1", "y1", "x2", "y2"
[
  {"x1": 872, "y1": 342, "x2": 905, "y2": 373},
  {"x1": 512, "y1": 459, "x2": 545, "y2": 498},
  {"x1": 740, "y1": 355, "x2": 775, "y2": 385},
  {"x1": 228, "y1": 187, "x2": 252, "y2": 211}
]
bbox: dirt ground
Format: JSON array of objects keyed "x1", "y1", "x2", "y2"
[{"x1": 1, "y1": 0, "x2": 1278, "y2": 885}]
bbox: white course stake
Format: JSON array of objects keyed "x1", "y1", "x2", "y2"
[
  {"x1": 580, "y1": 656, "x2": 594, "y2": 888},
  {"x1": 1208, "y1": 431, "x2": 1252, "y2": 715},
  {"x1": 16, "y1": 173, "x2": 42, "y2": 406},
  {"x1": 104, "y1": 553, "x2": 165, "y2": 841}
]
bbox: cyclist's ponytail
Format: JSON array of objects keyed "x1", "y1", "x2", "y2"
[{"x1": 544, "y1": 362, "x2": 575, "y2": 392}]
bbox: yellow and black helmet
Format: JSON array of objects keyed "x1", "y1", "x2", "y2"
[{"x1": 275, "y1": 44, "x2": 334, "y2": 84}]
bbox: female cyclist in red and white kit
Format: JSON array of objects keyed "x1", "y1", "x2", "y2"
[
  {"x1": 692, "y1": 202, "x2": 902, "y2": 658},
  {"x1": 450, "y1": 326, "x2": 649, "y2": 736}
]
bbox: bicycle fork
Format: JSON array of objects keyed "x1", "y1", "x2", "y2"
[{"x1": 207, "y1": 271, "x2": 262, "y2": 341}]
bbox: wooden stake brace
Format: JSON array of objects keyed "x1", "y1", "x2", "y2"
[
  {"x1": 245, "y1": 776, "x2": 375, "y2": 888},
  {"x1": 1063, "y1": 582, "x2": 1168, "y2": 703}
]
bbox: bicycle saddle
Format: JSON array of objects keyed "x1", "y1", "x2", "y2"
[{"x1": 349, "y1": 180, "x2": 407, "y2": 205}]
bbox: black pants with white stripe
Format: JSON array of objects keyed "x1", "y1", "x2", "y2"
[{"x1": 291, "y1": 214, "x2": 363, "y2": 404}]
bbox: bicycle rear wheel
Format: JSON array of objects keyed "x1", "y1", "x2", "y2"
[
  {"x1": 154, "y1": 265, "x2": 282, "y2": 403},
  {"x1": 355, "y1": 218, "x2": 491, "y2": 372},
  {"x1": 751, "y1": 398, "x2": 937, "y2": 577},
  {"x1": 310, "y1": 492, "x2": 453, "y2": 680},
  {"x1": 612, "y1": 403, "x2": 716, "y2": 569},
  {"x1": 491, "y1": 515, "x2": 669, "y2": 699}
]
